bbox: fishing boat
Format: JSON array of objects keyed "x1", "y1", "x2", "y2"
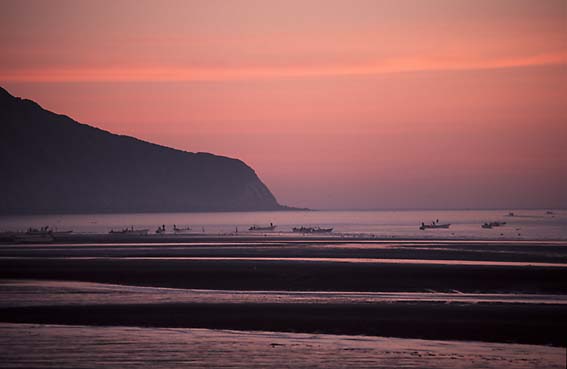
[
  {"x1": 249, "y1": 223, "x2": 276, "y2": 231},
  {"x1": 26, "y1": 226, "x2": 52, "y2": 236},
  {"x1": 293, "y1": 226, "x2": 314, "y2": 233},
  {"x1": 419, "y1": 221, "x2": 451, "y2": 230},
  {"x1": 311, "y1": 226, "x2": 333, "y2": 233},
  {"x1": 482, "y1": 221, "x2": 506, "y2": 229},
  {"x1": 10, "y1": 227, "x2": 55, "y2": 243},
  {"x1": 109, "y1": 227, "x2": 149, "y2": 236},
  {"x1": 173, "y1": 225, "x2": 192, "y2": 233},
  {"x1": 292, "y1": 226, "x2": 333, "y2": 233}
]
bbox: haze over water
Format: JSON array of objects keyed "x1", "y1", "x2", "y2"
[{"x1": 2, "y1": 209, "x2": 565, "y2": 239}]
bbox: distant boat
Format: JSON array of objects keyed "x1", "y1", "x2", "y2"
[
  {"x1": 419, "y1": 221, "x2": 451, "y2": 230},
  {"x1": 506, "y1": 212, "x2": 515, "y2": 217},
  {"x1": 26, "y1": 226, "x2": 52, "y2": 236},
  {"x1": 311, "y1": 226, "x2": 333, "y2": 233},
  {"x1": 249, "y1": 223, "x2": 276, "y2": 231},
  {"x1": 109, "y1": 227, "x2": 149, "y2": 236},
  {"x1": 10, "y1": 227, "x2": 55, "y2": 243},
  {"x1": 173, "y1": 225, "x2": 192, "y2": 233},
  {"x1": 292, "y1": 226, "x2": 333, "y2": 233},
  {"x1": 293, "y1": 226, "x2": 314, "y2": 233},
  {"x1": 482, "y1": 221, "x2": 507, "y2": 229},
  {"x1": 4, "y1": 226, "x2": 54, "y2": 243}
]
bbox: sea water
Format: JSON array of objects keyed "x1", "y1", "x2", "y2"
[{"x1": 1, "y1": 209, "x2": 566, "y2": 239}]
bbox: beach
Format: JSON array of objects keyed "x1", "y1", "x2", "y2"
[
  {"x1": 1, "y1": 235, "x2": 566, "y2": 360},
  {"x1": 2, "y1": 323, "x2": 564, "y2": 369}
]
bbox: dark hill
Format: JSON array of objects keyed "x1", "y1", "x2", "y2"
[{"x1": 0, "y1": 86, "x2": 284, "y2": 214}]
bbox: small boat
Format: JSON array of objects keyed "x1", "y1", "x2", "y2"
[
  {"x1": 311, "y1": 226, "x2": 333, "y2": 233},
  {"x1": 249, "y1": 223, "x2": 276, "y2": 231},
  {"x1": 26, "y1": 226, "x2": 52, "y2": 236},
  {"x1": 482, "y1": 221, "x2": 507, "y2": 229},
  {"x1": 293, "y1": 226, "x2": 314, "y2": 233},
  {"x1": 109, "y1": 227, "x2": 149, "y2": 236},
  {"x1": 506, "y1": 212, "x2": 515, "y2": 217},
  {"x1": 173, "y1": 225, "x2": 192, "y2": 233},
  {"x1": 419, "y1": 221, "x2": 451, "y2": 230},
  {"x1": 11, "y1": 227, "x2": 55, "y2": 243}
]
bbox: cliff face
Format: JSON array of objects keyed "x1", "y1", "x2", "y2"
[{"x1": 0, "y1": 87, "x2": 283, "y2": 214}]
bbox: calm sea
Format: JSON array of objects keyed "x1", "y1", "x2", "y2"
[{"x1": 0, "y1": 209, "x2": 565, "y2": 239}]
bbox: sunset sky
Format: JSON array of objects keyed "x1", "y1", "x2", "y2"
[{"x1": 1, "y1": 0, "x2": 566, "y2": 209}]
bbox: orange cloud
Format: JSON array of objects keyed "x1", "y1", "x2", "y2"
[{"x1": 2, "y1": 52, "x2": 565, "y2": 83}]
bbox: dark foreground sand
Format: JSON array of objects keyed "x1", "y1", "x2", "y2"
[
  {"x1": 1, "y1": 238, "x2": 566, "y2": 347},
  {"x1": 1, "y1": 301, "x2": 565, "y2": 346},
  {"x1": 1, "y1": 257, "x2": 565, "y2": 294}
]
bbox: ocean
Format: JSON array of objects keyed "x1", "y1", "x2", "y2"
[{"x1": 1, "y1": 209, "x2": 566, "y2": 239}]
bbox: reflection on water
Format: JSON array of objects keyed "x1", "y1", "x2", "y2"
[
  {"x1": 0, "y1": 323, "x2": 563, "y2": 369},
  {"x1": 1, "y1": 280, "x2": 566, "y2": 308}
]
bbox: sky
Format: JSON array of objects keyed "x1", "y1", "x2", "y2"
[{"x1": 1, "y1": 0, "x2": 566, "y2": 209}]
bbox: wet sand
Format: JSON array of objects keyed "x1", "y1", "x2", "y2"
[
  {"x1": 2, "y1": 323, "x2": 563, "y2": 369},
  {"x1": 1, "y1": 279, "x2": 565, "y2": 346},
  {"x1": 1, "y1": 257, "x2": 565, "y2": 294},
  {"x1": 1, "y1": 300, "x2": 565, "y2": 346},
  {"x1": 0, "y1": 238, "x2": 565, "y2": 349},
  {"x1": 2, "y1": 240, "x2": 567, "y2": 264},
  {"x1": 3, "y1": 280, "x2": 566, "y2": 307}
]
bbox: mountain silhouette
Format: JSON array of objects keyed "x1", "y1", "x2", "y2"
[{"x1": 0, "y1": 86, "x2": 285, "y2": 214}]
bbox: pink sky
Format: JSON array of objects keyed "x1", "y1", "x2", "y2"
[{"x1": 1, "y1": 0, "x2": 566, "y2": 209}]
